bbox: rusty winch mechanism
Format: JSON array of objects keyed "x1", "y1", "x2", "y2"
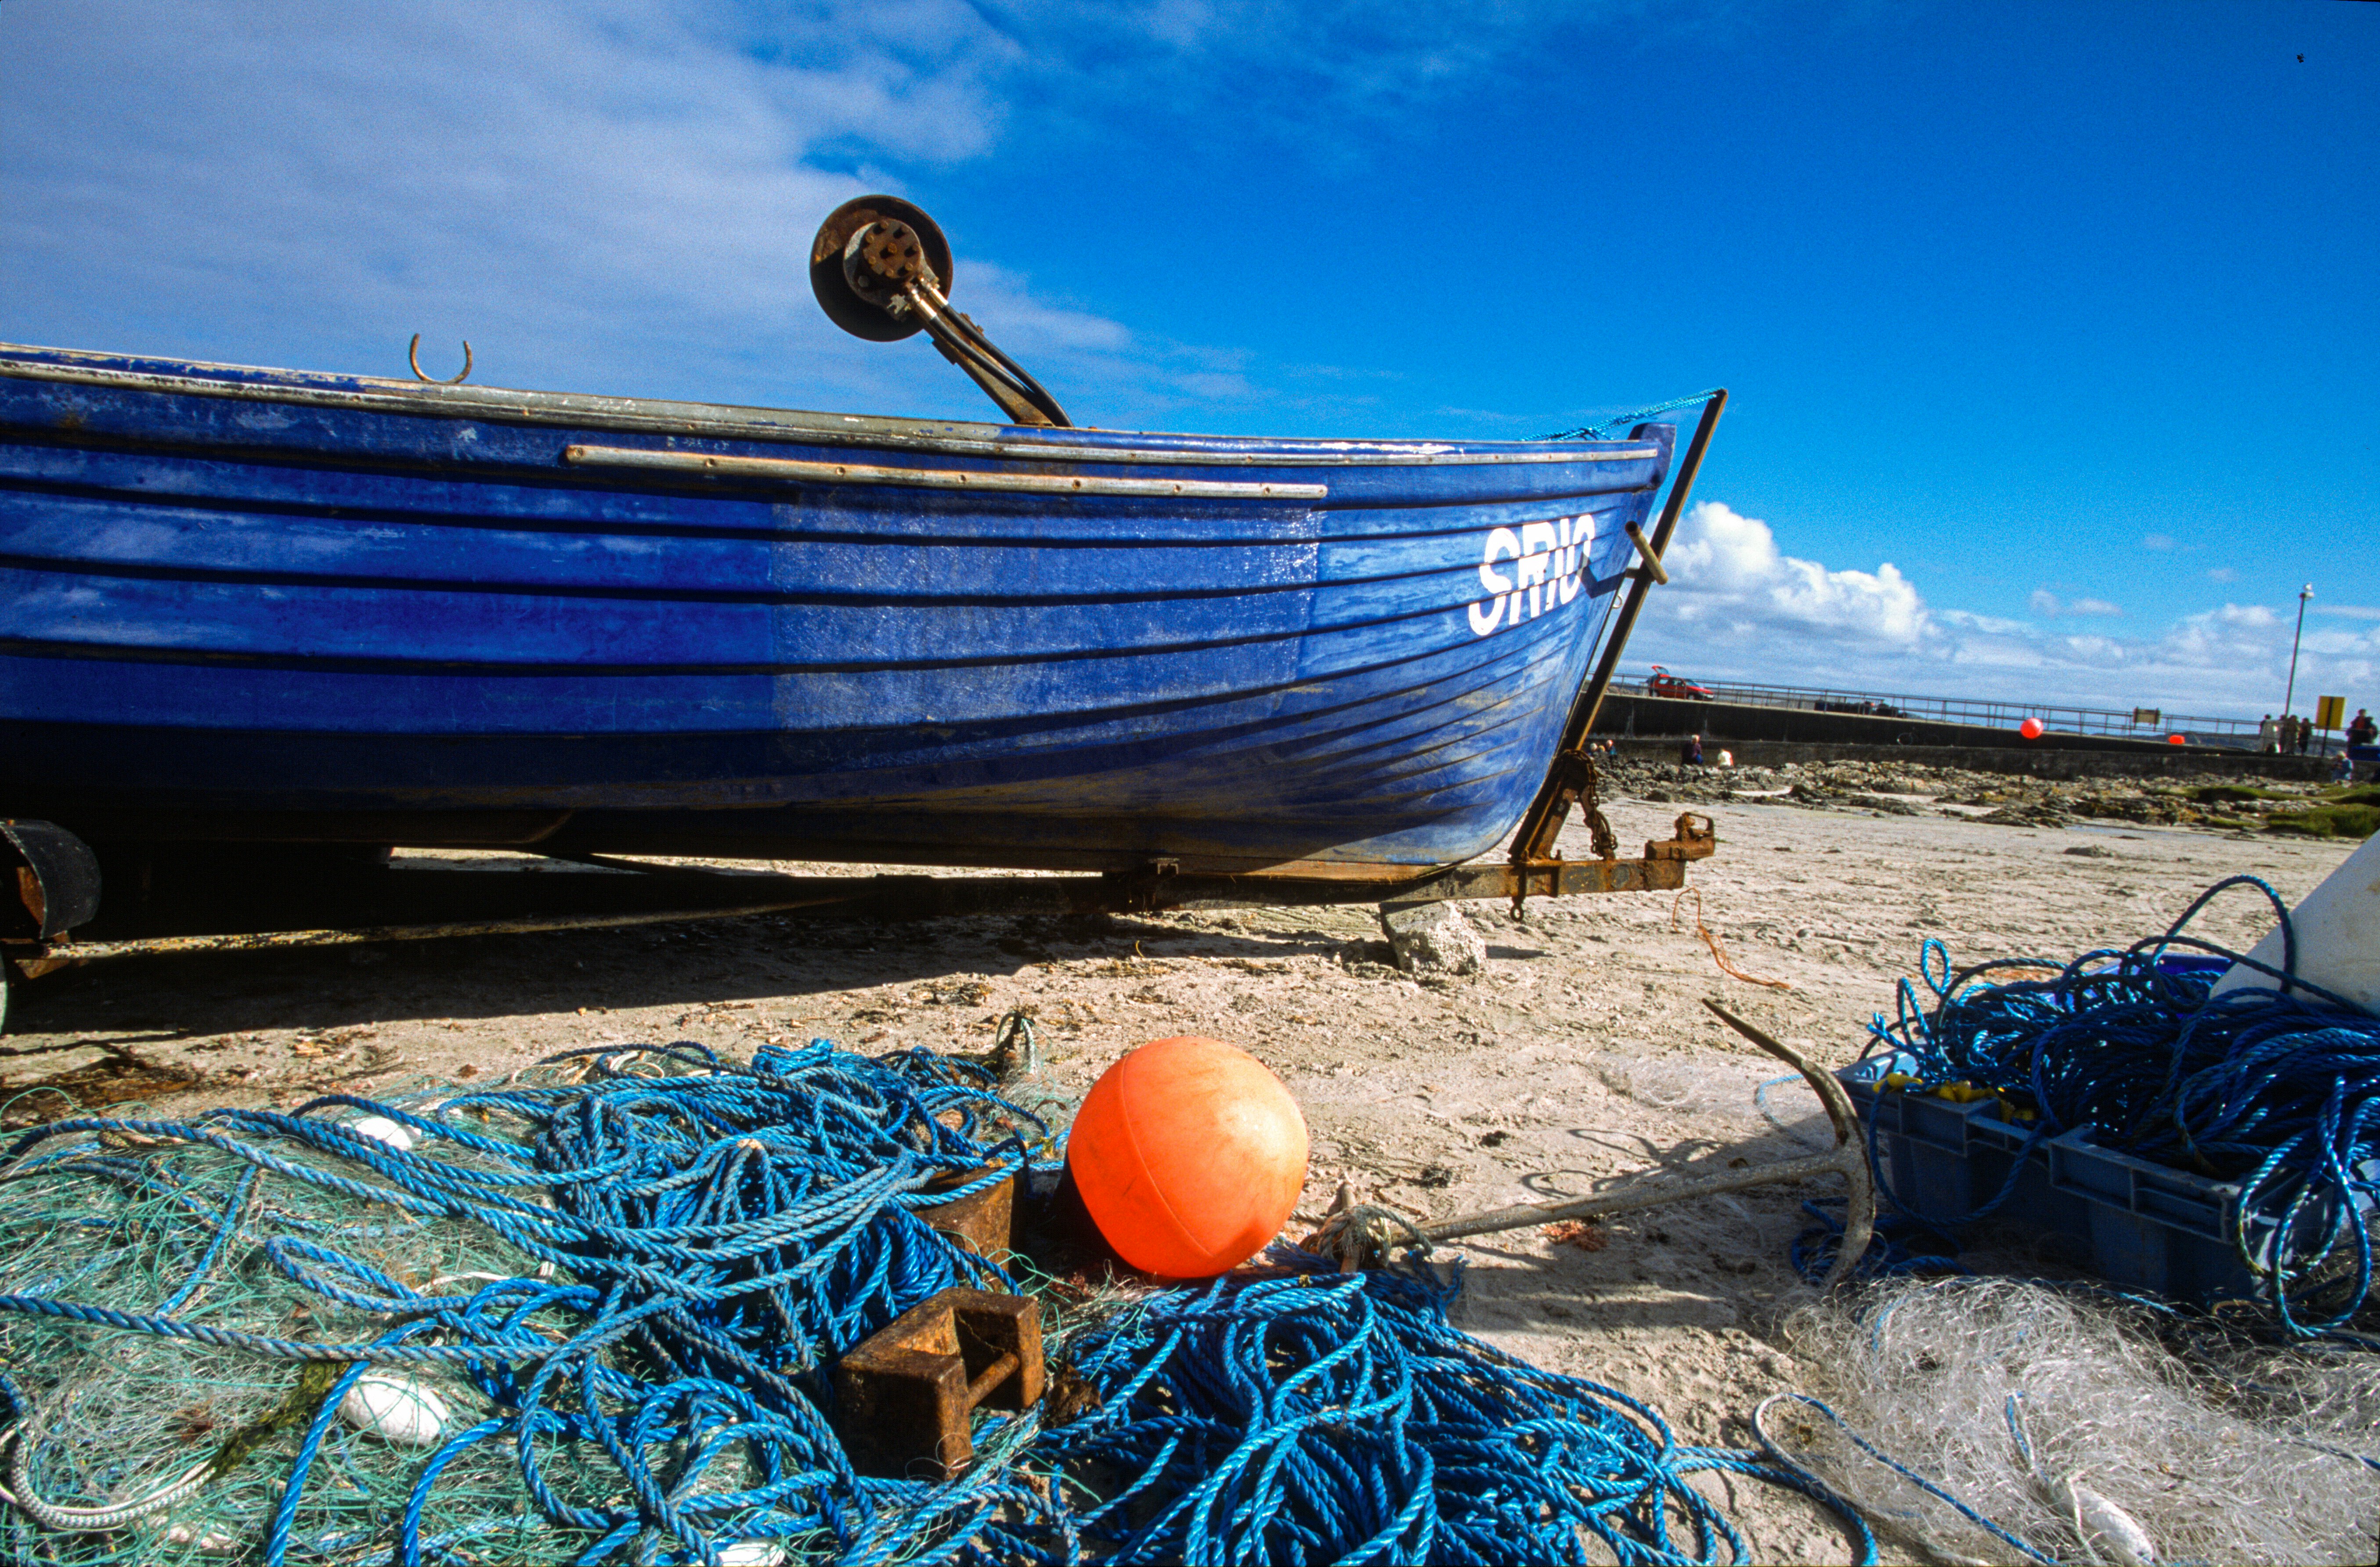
[{"x1": 812, "y1": 195, "x2": 1073, "y2": 429}]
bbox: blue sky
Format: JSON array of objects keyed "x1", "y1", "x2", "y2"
[{"x1": 3, "y1": 0, "x2": 2374, "y2": 721}]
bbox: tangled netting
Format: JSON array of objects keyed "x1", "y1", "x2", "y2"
[
  {"x1": 0, "y1": 1040, "x2": 1044, "y2": 1565},
  {"x1": 1770, "y1": 1277, "x2": 2380, "y2": 1566},
  {"x1": 1857, "y1": 874, "x2": 2380, "y2": 1330},
  {"x1": 0, "y1": 1039, "x2": 1856, "y2": 1566}
]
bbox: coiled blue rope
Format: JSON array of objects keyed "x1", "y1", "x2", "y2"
[
  {"x1": 0, "y1": 1039, "x2": 1864, "y2": 1564},
  {"x1": 1033, "y1": 1247, "x2": 1868, "y2": 1566},
  {"x1": 1848, "y1": 874, "x2": 2380, "y2": 1332}
]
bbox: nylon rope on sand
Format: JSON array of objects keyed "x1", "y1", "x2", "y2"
[{"x1": 0, "y1": 1037, "x2": 1866, "y2": 1565}]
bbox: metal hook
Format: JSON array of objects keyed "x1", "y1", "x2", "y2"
[{"x1": 407, "y1": 335, "x2": 472, "y2": 385}]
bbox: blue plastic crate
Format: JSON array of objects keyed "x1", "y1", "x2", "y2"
[
  {"x1": 1840, "y1": 1054, "x2": 2077, "y2": 1241},
  {"x1": 2043, "y1": 1130, "x2": 2255, "y2": 1303},
  {"x1": 1839, "y1": 1054, "x2": 2261, "y2": 1304}
]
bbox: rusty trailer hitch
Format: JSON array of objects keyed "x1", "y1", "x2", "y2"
[
  {"x1": 1311, "y1": 1000, "x2": 1876, "y2": 1289},
  {"x1": 1502, "y1": 387, "x2": 1727, "y2": 918}
]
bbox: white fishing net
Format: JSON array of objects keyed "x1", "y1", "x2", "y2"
[{"x1": 1773, "y1": 1277, "x2": 2380, "y2": 1565}]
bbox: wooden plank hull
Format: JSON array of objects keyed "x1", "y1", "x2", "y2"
[{"x1": 0, "y1": 345, "x2": 1672, "y2": 872}]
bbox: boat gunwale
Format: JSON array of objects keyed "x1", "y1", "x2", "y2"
[{"x1": 0, "y1": 342, "x2": 1665, "y2": 472}]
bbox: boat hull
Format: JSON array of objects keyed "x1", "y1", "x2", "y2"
[{"x1": 0, "y1": 346, "x2": 1673, "y2": 873}]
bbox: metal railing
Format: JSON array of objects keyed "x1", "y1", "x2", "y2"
[{"x1": 1617, "y1": 673, "x2": 2275, "y2": 749}]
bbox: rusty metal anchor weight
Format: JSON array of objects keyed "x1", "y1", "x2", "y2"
[
  {"x1": 834, "y1": 1288, "x2": 1043, "y2": 1479},
  {"x1": 917, "y1": 1171, "x2": 1015, "y2": 1260}
]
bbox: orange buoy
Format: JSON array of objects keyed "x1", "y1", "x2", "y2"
[
  {"x1": 2168, "y1": 733, "x2": 2187, "y2": 745},
  {"x1": 1066, "y1": 1036, "x2": 1308, "y2": 1279},
  {"x1": 2019, "y1": 718, "x2": 2044, "y2": 740}
]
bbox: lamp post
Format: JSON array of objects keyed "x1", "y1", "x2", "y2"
[{"x1": 2282, "y1": 583, "x2": 2313, "y2": 722}]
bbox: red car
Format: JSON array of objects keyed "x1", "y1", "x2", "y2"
[{"x1": 1645, "y1": 666, "x2": 1713, "y2": 700}]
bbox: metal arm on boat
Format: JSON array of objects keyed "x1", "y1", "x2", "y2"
[
  {"x1": 1504, "y1": 389, "x2": 1727, "y2": 910},
  {"x1": 810, "y1": 195, "x2": 1073, "y2": 429}
]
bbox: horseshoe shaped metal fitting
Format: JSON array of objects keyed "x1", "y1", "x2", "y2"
[{"x1": 407, "y1": 335, "x2": 473, "y2": 385}]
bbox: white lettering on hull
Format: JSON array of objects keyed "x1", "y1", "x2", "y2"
[{"x1": 1466, "y1": 515, "x2": 1595, "y2": 637}]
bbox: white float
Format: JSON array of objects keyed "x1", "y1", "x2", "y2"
[
  {"x1": 716, "y1": 1542, "x2": 788, "y2": 1566},
  {"x1": 349, "y1": 1115, "x2": 416, "y2": 1152},
  {"x1": 2210, "y1": 831, "x2": 2380, "y2": 1013},
  {"x1": 338, "y1": 1373, "x2": 451, "y2": 1446}
]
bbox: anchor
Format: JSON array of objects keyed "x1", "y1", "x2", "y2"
[{"x1": 1312, "y1": 1000, "x2": 1877, "y2": 1288}]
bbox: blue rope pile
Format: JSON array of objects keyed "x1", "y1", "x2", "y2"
[
  {"x1": 1540, "y1": 389, "x2": 1722, "y2": 442},
  {"x1": 1037, "y1": 1256, "x2": 1860, "y2": 1566},
  {"x1": 0, "y1": 1040, "x2": 1858, "y2": 1565},
  {"x1": 1852, "y1": 874, "x2": 2380, "y2": 1331}
]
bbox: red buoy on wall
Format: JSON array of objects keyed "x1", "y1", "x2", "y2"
[
  {"x1": 2019, "y1": 718, "x2": 2045, "y2": 740},
  {"x1": 1066, "y1": 1036, "x2": 1308, "y2": 1279}
]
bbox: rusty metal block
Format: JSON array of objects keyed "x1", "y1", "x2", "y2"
[
  {"x1": 917, "y1": 1170, "x2": 1014, "y2": 1259},
  {"x1": 835, "y1": 1288, "x2": 1042, "y2": 1479}
]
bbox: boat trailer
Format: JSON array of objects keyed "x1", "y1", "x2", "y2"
[{"x1": 0, "y1": 806, "x2": 1715, "y2": 1020}]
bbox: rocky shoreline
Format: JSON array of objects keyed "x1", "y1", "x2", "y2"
[{"x1": 1604, "y1": 756, "x2": 2368, "y2": 835}]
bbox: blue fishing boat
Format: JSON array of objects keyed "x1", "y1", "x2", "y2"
[{"x1": 0, "y1": 200, "x2": 1718, "y2": 887}]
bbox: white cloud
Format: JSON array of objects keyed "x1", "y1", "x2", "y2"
[
  {"x1": 2315, "y1": 605, "x2": 2380, "y2": 621},
  {"x1": 0, "y1": 0, "x2": 1336, "y2": 429},
  {"x1": 2141, "y1": 533, "x2": 2178, "y2": 551},
  {"x1": 1632, "y1": 501, "x2": 2380, "y2": 718},
  {"x1": 2032, "y1": 591, "x2": 2122, "y2": 618},
  {"x1": 2, "y1": 2, "x2": 997, "y2": 407},
  {"x1": 1654, "y1": 502, "x2": 1927, "y2": 645},
  {"x1": 2207, "y1": 567, "x2": 2239, "y2": 583}
]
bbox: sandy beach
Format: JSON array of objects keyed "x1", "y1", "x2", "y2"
[{"x1": 2, "y1": 780, "x2": 2358, "y2": 1560}]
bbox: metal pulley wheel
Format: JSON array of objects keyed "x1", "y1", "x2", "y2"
[
  {"x1": 810, "y1": 196, "x2": 956, "y2": 344},
  {"x1": 808, "y1": 195, "x2": 1072, "y2": 428}
]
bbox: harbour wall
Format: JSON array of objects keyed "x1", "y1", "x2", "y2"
[{"x1": 1593, "y1": 695, "x2": 2333, "y2": 782}]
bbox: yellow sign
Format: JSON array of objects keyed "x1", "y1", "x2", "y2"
[{"x1": 2315, "y1": 695, "x2": 2346, "y2": 730}]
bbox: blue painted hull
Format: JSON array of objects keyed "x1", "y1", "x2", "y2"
[{"x1": 0, "y1": 345, "x2": 1673, "y2": 873}]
